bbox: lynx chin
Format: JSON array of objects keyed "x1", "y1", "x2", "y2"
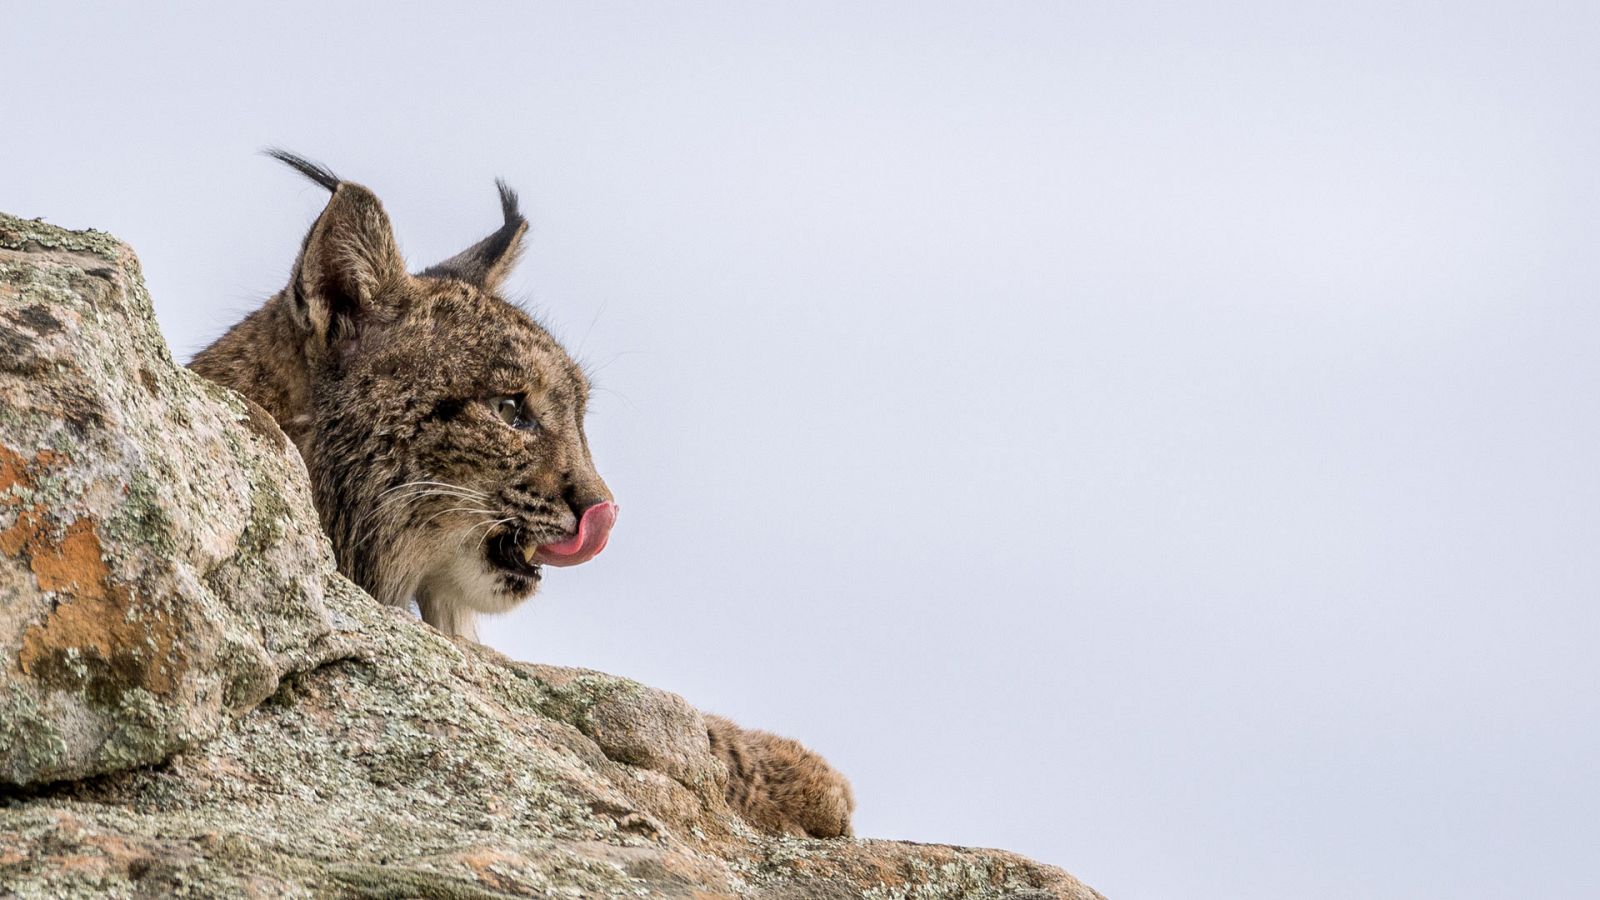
[{"x1": 190, "y1": 152, "x2": 854, "y2": 838}]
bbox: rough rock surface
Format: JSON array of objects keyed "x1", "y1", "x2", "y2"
[
  {"x1": 0, "y1": 213, "x2": 1103, "y2": 899},
  {"x1": 0, "y1": 213, "x2": 355, "y2": 787}
]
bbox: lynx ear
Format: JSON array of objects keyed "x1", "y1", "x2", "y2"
[
  {"x1": 420, "y1": 179, "x2": 528, "y2": 291},
  {"x1": 286, "y1": 180, "x2": 408, "y2": 349}
]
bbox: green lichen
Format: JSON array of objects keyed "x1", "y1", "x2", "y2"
[
  {"x1": 0, "y1": 212, "x2": 125, "y2": 262},
  {"x1": 322, "y1": 864, "x2": 530, "y2": 900},
  {"x1": 92, "y1": 687, "x2": 177, "y2": 772},
  {"x1": 858, "y1": 856, "x2": 1036, "y2": 900},
  {"x1": 0, "y1": 685, "x2": 69, "y2": 785},
  {"x1": 101, "y1": 469, "x2": 177, "y2": 559},
  {"x1": 530, "y1": 673, "x2": 635, "y2": 733}
]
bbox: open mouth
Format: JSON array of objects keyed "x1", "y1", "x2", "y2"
[
  {"x1": 487, "y1": 529, "x2": 542, "y2": 578},
  {"x1": 484, "y1": 501, "x2": 618, "y2": 576}
]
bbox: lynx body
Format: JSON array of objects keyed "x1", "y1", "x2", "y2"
[{"x1": 191, "y1": 153, "x2": 854, "y2": 838}]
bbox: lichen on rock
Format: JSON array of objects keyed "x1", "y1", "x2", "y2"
[
  {"x1": 0, "y1": 212, "x2": 356, "y2": 787},
  {"x1": 0, "y1": 212, "x2": 1102, "y2": 899}
]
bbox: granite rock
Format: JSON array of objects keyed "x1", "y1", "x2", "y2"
[{"x1": 0, "y1": 213, "x2": 1102, "y2": 899}]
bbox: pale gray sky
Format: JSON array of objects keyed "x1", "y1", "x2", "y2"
[{"x1": 6, "y1": 3, "x2": 1599, "y2": 897}]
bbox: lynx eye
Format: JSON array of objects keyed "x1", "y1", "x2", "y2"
[{"x1": 489, "y1": 395, "x2": 539, "y2": 432}]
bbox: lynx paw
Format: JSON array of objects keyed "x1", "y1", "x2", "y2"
[{"x1": 705, "y1": 714, "x2": 855, "y2": 839}]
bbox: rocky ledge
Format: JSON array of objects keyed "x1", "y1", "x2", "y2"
[{"x1": 0, "y1": 212, "x2": 1102, "y2": 899}]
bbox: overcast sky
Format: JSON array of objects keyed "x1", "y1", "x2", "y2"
[{"x1": 6, "y1": 3, "x2": 1599, "y2": 898}]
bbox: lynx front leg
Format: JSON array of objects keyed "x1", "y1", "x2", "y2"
[{"x1": 705, "y1": 714, "x2": 855, "y2": 838}]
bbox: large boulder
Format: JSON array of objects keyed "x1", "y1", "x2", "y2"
[
  {"x1": 0, "y1": 213, "x2": 357, "y2": 786},
  {"x1": 0, "y1": 212, "x2": 1102, "y2": 899}
]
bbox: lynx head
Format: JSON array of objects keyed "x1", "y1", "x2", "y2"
[{"x1": 264, "y1": 151, "x2": 615, "y2": 627}]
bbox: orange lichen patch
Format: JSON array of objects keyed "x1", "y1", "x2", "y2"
[
  {"x1": 0, "y1": 446, "x2": 20, "y2": 493},
  {"x1": 24, "y1": 517, "x2": 111, "y2": 599},
  {"x1": 15, "y1": 529, "x2": 183, "y2": 695},
  {"x1": 1, "y1": 444, "x2": 184, "y2": 696},
  {"x1": 0, "y1": 502, "x2": 43, "y2": 557},
  {"x1": 0, "y1": 444, "x2": 56, "y2": 493}
]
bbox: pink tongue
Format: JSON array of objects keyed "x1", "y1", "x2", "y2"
[{"x1": 534, "y1": 501, "x2": 617, "y2": 567}]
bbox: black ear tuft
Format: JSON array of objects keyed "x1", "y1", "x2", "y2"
[
  {"x1": 420, "y1": 179, "x2": 530, "y2": 290},
  {"x1": 265, "y1": 148, "x2": 342, "y2": 192},
  {"x1": 496, "y1": 177, "x2": 521, "y2": 223}
]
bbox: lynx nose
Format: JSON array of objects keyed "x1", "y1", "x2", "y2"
[{"x1": 562, "y1": 475, "x2": 612, "y2": 525}]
